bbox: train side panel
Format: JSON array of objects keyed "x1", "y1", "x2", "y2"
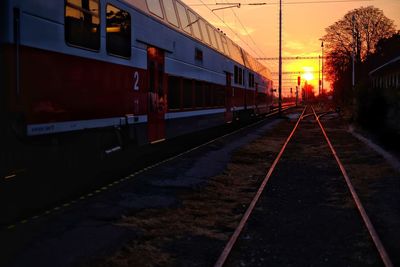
[{"x1": 2, "y1": 0, "x2": 272, "y2": 142}]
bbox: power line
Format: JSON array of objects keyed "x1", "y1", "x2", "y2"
[
  {"x1": 257, "y1": 56, "x2": 329, "y2": 60},
  {"x1": 225, "y1": 1, "x2": 267, "y2": 57},
  {"x1": 272, "y1": 70, "x2": 320, "y2": 74},
  {"x1": 214, "y1": 2, "x2": 268, "y2": 5},
  {"x1": 194, "y1": 0, "x2": 264, "y2": 58},
  {"x1": 275, "y1": 0, "x2": 373, "y2": 5},
  {"x1": 188, "y1": 0, "x2": 373, "y2": 6}
]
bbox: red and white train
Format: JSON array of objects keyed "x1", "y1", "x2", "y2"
[{"x1": 0, "y1": 0, "x2": 273, "y2": 174}]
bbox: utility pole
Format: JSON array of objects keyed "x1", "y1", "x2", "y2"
[
  {"x1": 321, "y1": 41, "x2": 324, "y2": 94},
  {"x1": 278, "y1": 0, "x2": 282, "y2": 114},
  {"x1": 318, "y1": 55, "x2": 321, "y2": 95},
  {"x1": 351, "y1": 15, "x2": 355, "y2": 88}
]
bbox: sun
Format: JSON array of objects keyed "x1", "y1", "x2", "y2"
[{"x1": 303, "y1": 72, "x2": 314, "y2": 82}]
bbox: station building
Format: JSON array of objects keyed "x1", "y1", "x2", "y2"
[
  {"x1": 369, "y1": 55, "x2": 400, "y2": 136},
  {"x1": 369, "y1": 55, "x2": 400, "y2": 89}
]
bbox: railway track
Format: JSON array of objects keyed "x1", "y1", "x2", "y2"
[
  {"x1": 3, "y1": 103, "x2": 398, "y2": 267},
  {"x1": 215, "y1": 105, "x2": 394, "y2": 267}
]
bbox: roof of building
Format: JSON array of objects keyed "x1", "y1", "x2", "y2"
[{"x1": 369, "y1": 55, "x2": 400, "y2": 76}]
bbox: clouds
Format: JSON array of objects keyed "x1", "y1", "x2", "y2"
[{"x1": 284, "y1": 40, "x2": 306, "y2": 53}]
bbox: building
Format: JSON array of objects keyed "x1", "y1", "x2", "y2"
[
  {"x1": 368, "y1": 55, "x2": 400, "y2": 136},
  {"x1": 369, "y1": 55, "x2": 400, "y2": 89}
]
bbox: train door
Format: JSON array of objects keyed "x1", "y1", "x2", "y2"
[
  {"x1": 225, "y1": 72, "x2": 233, "y2": 123},
  {"x1": 147, "y1": 47, "x2": 166, "y2": 143}
]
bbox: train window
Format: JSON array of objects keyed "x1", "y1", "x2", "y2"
[
  {"x1": 214, "y1": 86, "x2": 225, "y2": 106},
  {"x1": 195, "y1": 81, "x2": 203, "y2": 108},
  {"x1": 219, "y1": 87, "x2": 224, "y2": 106},
  {"x1": 204, "y1": 83, "x2": 212, "y2": 107},
  {"x1": 106, "y1": 5, "x2": 131, "y2": 58},
  {"x1": 257, "y1": 92, "x2": 266, "y2": 104},
  {"x1": 238, "y1": 68, "x2": 243, "y2": 85},
  {"x1": 188, "y1": 11, "x2": 202, "y2": 40},
  {"x1": 207, "y1": 24, "x2": 217, "y2": 49},
  {"x1": 199, "y1": 19, "x2": 210, "y2": 45},
  {"x1": 183, "y1": 79, "x2": 193, "y2": 108},
  {"x1": 250, "y1": 57, "x2": 258, "y2": 72},
  {"x1": 176, "y1": 2, "x2": 191, "y2": 34},
  {"x1": 248, "y1": 73, "x2": 255, "y2": 88},
  {"x1": 227, "y1": 38, "x2": 234, "y2": 55},
  {"x1": 220, "y1": 39, "x2": 226, "y2": 54},
  {"x1": 65, "y1": 0, "x2": 100, "y2": 50},
  {"x1": 234, "y1": 65, "x2": 243, "y2": 85},
  {"x1": 168, "y1": 76, "x2": 181, "y2": 110},
  {"x1": 229, "y1": 41, "x2": 244, "y2": 65},
  {"x1": 214, "y1": 30, "x2": 223, "y2": 52},
  {"x1": 195, "y1": 48, "x2": 203, "y2": 62},
  {"x1": 221, "y1": 36, "x2": 229, "y2": 56},
  {"x1": 146, "y1": 0, "x2": 164, "y2": 18},
  {"x1": 234, "y1": 66, "x2": 239, "y2": 84},
  {"x1": 162, "y1": 0, "x2": 179, "y2": 27}
]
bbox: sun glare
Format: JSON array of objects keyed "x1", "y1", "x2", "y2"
[{"x1": 303, "y1": 72, "x2": 314, "y2": 81}]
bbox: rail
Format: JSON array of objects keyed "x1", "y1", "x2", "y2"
[{"x1": 214, "y1": 105, "x2": 394, "y2": 267}]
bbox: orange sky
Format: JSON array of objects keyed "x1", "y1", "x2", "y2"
[{"x1": 183, "y1": 0, "x2": 400, "y2": 96}]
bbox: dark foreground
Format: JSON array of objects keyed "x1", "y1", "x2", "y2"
[{"x1": 1, "y1": 106, "x2": 399, "y2": 267}]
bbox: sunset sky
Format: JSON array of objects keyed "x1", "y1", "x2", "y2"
[{"x1": 182, "y1": 0, "x2": 400, "y2": 96}]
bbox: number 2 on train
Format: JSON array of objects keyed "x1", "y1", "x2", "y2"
[{"x1": 133, "y1": 71, "x2": 139, "y2": 91}]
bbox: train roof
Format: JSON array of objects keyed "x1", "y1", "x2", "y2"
[{"x1": 120, "y1": 0, "x2": 271, "y2": 79}]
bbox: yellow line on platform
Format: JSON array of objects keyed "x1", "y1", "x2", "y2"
[{"x1": 4, "y1": 174, "x2": 17, "y2": 180}]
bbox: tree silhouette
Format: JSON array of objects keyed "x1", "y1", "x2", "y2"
[
  {"x1": 321, "y1": 6, "x2": 396, "y2": 102},
  {"x1": 366, "y1": 32, "x2": 400, "y2": 69}
]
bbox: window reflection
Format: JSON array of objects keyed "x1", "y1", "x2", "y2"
[
  {"x1": 146, "y1": 0, "x2": 164, "y2": 18},
  {"x1": 168, "y1": 76, "x2": 181, "y2": 110},
  {"x1": 106, "y1": 5, "x2": 131, "y2": 58},
  {"x1": 162, "y1": 0, "x2": 179, "y2": 27},
  {"x1": 188, "y1": 11, "x2": 202, "y2": 40},
  {"x1": 221, "y1": 36, "x2": 230, "y2": 56},
  {"x1": 183, "y1": 79, "x2": 193, "y2": 108},
  {"x1": 215, "y1": 30, "x2": 223, "y2": 53},
  {"x1": 176, "y1": 2, "x2": 191, "y2": 34},
  {"x1": 65, "y1": 0, "x2": 100, "y2": 50},
  {"x1": 199, "y1": 19, "x2": 210, "y2": 45},
  {"x1": 207, "y1": 24, "x2": 217, "y2": 49}
]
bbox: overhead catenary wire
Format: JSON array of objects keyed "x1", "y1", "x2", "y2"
[
  {"x1": 190, "y1": 0, "x2": 371, "y2": 86},
  {"x1": 257, "y1": 56, "x2": 330, "y2": 60},
  {"x1": 272, "y1": 70, "x2": 320, "y2": 74},
  {"x1": 189, "y1": 0, "x2": 373, "y2": 59},
  {"x1": 194, "y1": 0, "x2": 265, "y2": 59},
  {"x1": 276, "y1": 0, "x2": 373, "y2": 5},
  {"x1": 188, "y1": 0, "x2": 373, "y2": 6},
  {"x1": 223, "y1": 0, "x2": 268, "y2": 58}
]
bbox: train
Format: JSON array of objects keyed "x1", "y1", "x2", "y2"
[{"x1": 0, "y1": 0, "x2": 273, "y2": 176}]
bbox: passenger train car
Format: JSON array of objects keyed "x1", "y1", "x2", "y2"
[{"x1": 0, "y1": 0, "x2": 273, "y2": 175}]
